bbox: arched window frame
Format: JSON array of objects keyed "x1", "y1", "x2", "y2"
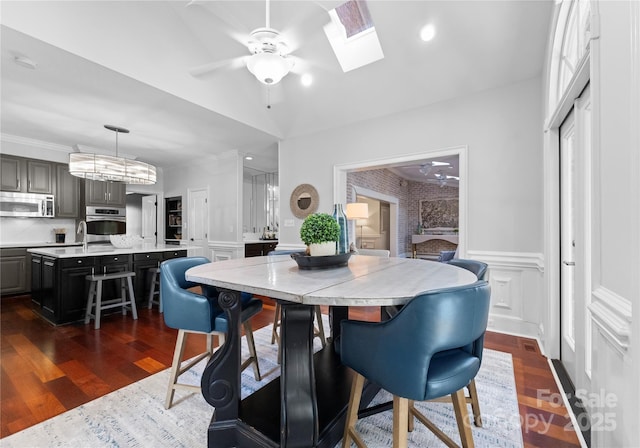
[{"x1": 548, "y1": 0, "x2": 592, "y2": 112}]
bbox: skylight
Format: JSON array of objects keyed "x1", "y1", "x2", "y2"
[{"x1": 323, "y1": 0, "x2": 384, "y2": 73}]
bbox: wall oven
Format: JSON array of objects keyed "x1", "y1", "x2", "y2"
[
  {"x1": 0, "y1": 192, "x2": 55, "y2": 218},
  {"x1": 86, "y1": 206, "x2": 126, "y2": 242}
]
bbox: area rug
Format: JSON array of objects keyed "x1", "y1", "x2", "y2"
[{"x1": 1, "y1": 316, "x2": 523, "y2": 448}]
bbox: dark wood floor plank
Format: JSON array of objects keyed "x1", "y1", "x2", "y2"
[
  {"x1": 44, "y1": 375, "x2": 91, "y2": 410},
  {"x1": 0, "y1": 295, "x2": 582, "y2": 447}
]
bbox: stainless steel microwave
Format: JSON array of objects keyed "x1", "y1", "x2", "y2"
[{"x1": 0, "y1": 191, "x2": 55, "y2": 218}]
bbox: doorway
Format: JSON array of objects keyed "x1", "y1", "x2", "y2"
[
  {"x1": 337, "y1": 147, "x2": 466, "y2": 258},
  {"x1": 141, "y1": 195, "x2": 157, "y2": 244},
  {"x1": 354, "y1": 194, "x2": 391, "y2": 251},
  {"x1": 187, "y1": 188, "x2": 209, "y2": 257},
  {"x1": 556, "y1": 84, "x2": 592, "y2": 445}
]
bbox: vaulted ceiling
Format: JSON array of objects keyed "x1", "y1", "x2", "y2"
[{"x1": 0, "y1": 1, "x2": 553, "y2": 174}]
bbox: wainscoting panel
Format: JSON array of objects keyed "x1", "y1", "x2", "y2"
[
  {"x1": 467, "y1": 250, "x2": 544, "y2": 339},
  {"x1": 207, "y1": 241, "x2": 244, "y2": 262}
]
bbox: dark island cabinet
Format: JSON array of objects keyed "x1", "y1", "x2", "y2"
[
  {"x1": 245, "y1": 242, "x2": 278, "y2": 257},
  {"x1": 58, "y1": 257, "x2": 98, "y2": 324},
  {"x1": 31, "y1": 255, "x2": 42, "y2": 307},
  {"x1": 31, "y1": 254, "x2": 60, "y2": 323},
  {"x1": 163, "y1": 249, "x2": 187, "y2": 260},
  {"x1": 133, "y1": 252, "x2": 163, "y2": 304},
  {"x1": 30, "y1": 250, "x2": 185, "y2": 325}
]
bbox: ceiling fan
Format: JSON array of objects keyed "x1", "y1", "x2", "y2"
[
  {"x1": 188, "y1": 0, "x2": 298, "y2": 86},
  {"x1": 418, "y1": 161, "x2": 451, "y2": 176},
  {"x1": 426, "y1": 170, "x2": 459, "y2": 188}
]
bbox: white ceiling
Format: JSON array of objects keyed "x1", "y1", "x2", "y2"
[{"x1": 0, "y1": 1, "x2": 553, "y2": 176}]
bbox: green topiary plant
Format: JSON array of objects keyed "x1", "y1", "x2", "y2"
[{"x1": 300, "y1": 213, "x2": 340, "y2": 245}]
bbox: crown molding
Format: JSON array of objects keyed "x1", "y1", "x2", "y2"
[{"x1": 1, "y1": 133, "x2": 72, "y2": 153}]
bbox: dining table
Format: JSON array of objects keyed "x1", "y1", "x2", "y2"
[{"x1": 185, "y1": 253, "x2": 478, "y2": 448}]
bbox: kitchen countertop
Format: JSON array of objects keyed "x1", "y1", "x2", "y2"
[
  {"x1": 27, "y1": 243, "x2": 196, "y2": 258},
  {"x1": 243, "y1": 239, "x2": 278, "y2": 244},
  {"x1": 1, "y1": 242, "x2": 83, "y2": 249}
]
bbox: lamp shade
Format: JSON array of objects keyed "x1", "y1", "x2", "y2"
[
  {"x1": 346, "y1": 202, "x2": 369, "y2": 220},
  {"x1": 69, "y1": 125, "x2": 157, "y2": 185},
  {"x1": 246, "y1": 52, "x2": 294, "y2": 85}
]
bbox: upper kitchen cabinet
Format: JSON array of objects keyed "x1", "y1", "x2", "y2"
[
  {"x1": 85, "y1": 179, "x2": 126, "y2": 207},
  {"x1": 55, "y1": 164, "x2": 80, "y2": 218},
  {"x1": 0, "y1": 155, "x2": 53, "y2": 194},
  {"x1": 0, "y1": 155, "x2": 22, "y2": 191}
]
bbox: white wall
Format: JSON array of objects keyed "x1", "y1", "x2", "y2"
[
  {"x1": 279, "y1": 78, "x2": 543, "y2": 254},
  {"x1": 586, "y1": 2, "x2": 639, "y2": 446},
  {"x1": 0, "y1": 217, "x2": 77, "y2": 245},
  {"x1": 279, "y1": 78, "x2": 544, "y2": 337},
  {"x1": 163, "y1": 149, "x2": 244, "y2": 260}
]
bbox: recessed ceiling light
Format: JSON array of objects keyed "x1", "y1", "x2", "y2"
[
  {"x1": 245, "y1": 155, "x2": 253, "y2": 160},
  {"x1": 14, "y1": 55, "x2": 37, "y2": 69},
  {"x1": 420, "y1": 24, "x2": 436, "y2": 42},
  {"x1": 301, "y1": 73, "x2": 313, "y2": 87}
]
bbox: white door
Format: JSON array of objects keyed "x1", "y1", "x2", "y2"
[
  {"x1": 141, "y1": 195, "x2": 157, "y2": 244},
  {"x1": 559, "y1": 84, "x2": 591, "y2": 393},
  {"x1": 187, "y1": 188, "x2": 208, "y2": 257},
  {"x1": 560, "y1": 108, "x2": 578, "y2": 382}
]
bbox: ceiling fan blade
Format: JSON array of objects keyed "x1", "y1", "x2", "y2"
[{"x1": 189, "y1": 56, "x2": 247, "y2": 78}]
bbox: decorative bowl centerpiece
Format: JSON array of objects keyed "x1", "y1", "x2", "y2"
[
  {"x1": 290, "y1": 251, "x2": 351, "y2": 270},
  {"x1": 110, "y1": 234, "x2": 143, "y2": 248}
]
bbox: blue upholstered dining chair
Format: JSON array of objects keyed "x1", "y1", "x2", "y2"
[
  {"x1": 447, "y1": 258, "x2": 488, "y2": 281},
  {"x1": 440, "y1": 258, "x2": 490, "y2": 427},
  {"x1": 160, "y1": 257, "x2": 263, "y2": 409},
  {"x1": 340, "y1": 281, "x2": 491, "y2": 448},
  {"x1": 267, "y1": 250, "x2": 326, "y2": 357}
]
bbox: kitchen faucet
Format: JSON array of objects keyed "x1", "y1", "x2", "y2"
[{"x1": 77, "y1": 220, "x2": 88, "y2": 251}]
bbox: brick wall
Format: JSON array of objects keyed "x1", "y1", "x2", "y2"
[{"x1": 347, "y1": 169, "x2": 459, "y2": 254}]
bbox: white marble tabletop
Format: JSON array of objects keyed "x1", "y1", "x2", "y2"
[
  {"x1": 27, "y1": 243, "x2": 197, "y2": 258},
  {"x1": 186, "y1": 254, "x2": 478, "y2": 307}
]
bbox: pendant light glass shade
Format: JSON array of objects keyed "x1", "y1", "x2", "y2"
[
  {"x1": 246, "y1": 52, "x2": 293, "y2": 85},
  {"x1": 68, "y1": 125, "x2": 157, "y2": 185},
  {"x1": 68, "y1": 153, "x2": 157, "y2": 184}
]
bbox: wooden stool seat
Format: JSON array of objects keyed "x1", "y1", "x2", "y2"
[
  {"x1": 147, "y1": 267, "x2": 162, "y2": 312},
  {"x1": 84, "y1": 271, "x2": 138, "y2": 329}
]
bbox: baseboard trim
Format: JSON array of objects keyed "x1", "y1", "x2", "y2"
[{"x1": 549, "y1": 359, "x2": 591, "y2": 448}]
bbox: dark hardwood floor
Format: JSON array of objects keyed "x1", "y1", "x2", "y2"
[{"x1": 0, "y1": 294, "x2": 581, "y2": 447}]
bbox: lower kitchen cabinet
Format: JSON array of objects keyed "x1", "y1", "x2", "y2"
[
  {"x1": 30, "y1": 249, "x2": 187, "y2": 325},
  {"x1": 244, "y1": 241, "x2": 278, "y2": 257},
  {"x1": 58, "y1": 257, "x2": 97, "y2": 324},
  {"x1": 32, "y1": 255, "x2": 97, "y2": 324},
  {"x1": 163, "y1": 249, "x2": 187, "y2": 260},
  {"x1": 0, "y1": 248, "x2": 30, "y2": 295},
  {"x1": 133, "y1": 252, "x2": 163, "y2": 304}
]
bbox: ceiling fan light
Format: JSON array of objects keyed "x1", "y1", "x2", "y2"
[{"x1": 247, "y1": 52, "x2": 293, "y2": 85}]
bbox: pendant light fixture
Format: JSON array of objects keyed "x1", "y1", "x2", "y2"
[{"x1": 69, "y1": 125, "x2": 157, "y2": 185}]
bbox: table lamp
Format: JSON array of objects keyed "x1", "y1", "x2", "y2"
[{"x1": 346, "y1": 202, "x2": 369, "y2": 248}]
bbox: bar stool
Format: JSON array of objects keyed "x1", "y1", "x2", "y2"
[
  {"x1": 84, "y1": 271, "x2": 138, "y2": 329},
  {"x1": 147, "y1": 266, "x2": 162, "y2": 312}
]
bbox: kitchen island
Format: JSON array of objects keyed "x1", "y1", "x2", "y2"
[{"x1": 27, "y1": 244, "x2": 195, "y2": 325}]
